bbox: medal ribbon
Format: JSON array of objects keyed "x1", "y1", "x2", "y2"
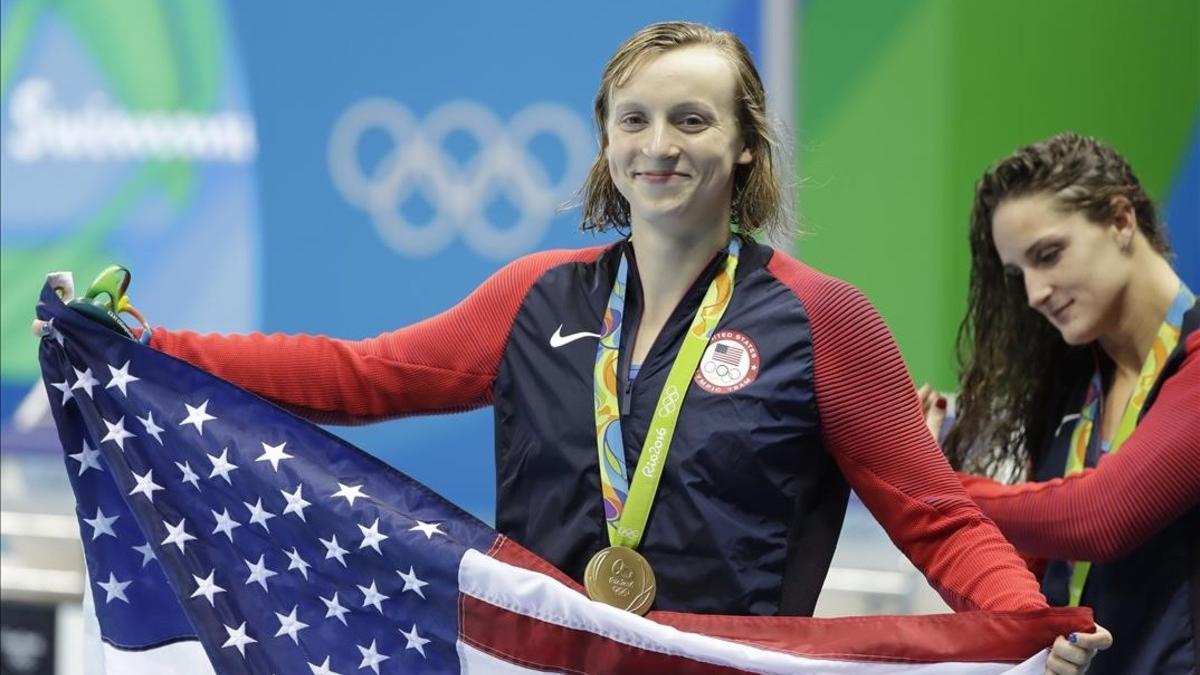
[
  {"x1": 594, "y1": 238, "x2": 740, "y2": 550},
  {"x1": 1063, "y1": 283, "x2": 1194, "y2": 606}
]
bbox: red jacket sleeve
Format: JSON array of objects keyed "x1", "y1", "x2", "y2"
[
  {"x1": 962, "y1": 332, "x2": 1200, "y2": 561},
  {"x1": 769, "y1": 254, "x2": 1047, "y2": 612},
  {"x1": 151, "y1": 248, "x2": 603, "y2": 425}
]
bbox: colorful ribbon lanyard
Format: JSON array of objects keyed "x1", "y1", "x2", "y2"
[
  {"x1": 1063, "y1": 283, "x2": 1194, "y2": 606},
  {"x1": 593, "y1": 238, "x2": 740, "y2": 550}
]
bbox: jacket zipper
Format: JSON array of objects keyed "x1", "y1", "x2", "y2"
[
  {"x1": 620, "y1": 321, "x2": 639, "y2": 417},
  {"x1": 619, "y1": 243, "x2": 643, "y2": 418}
]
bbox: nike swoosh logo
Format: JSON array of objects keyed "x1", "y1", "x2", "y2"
[{"x1": 549, "y1": 324, "x2": 603, "y2": 348}]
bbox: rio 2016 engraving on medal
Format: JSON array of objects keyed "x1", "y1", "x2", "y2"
[{"x1": 583, "y1": 546, "x2": 656, "y2": 616}]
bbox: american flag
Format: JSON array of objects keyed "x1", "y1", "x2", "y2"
[
  {"x1": 712, "y1": 343, "x2": 743, "y2": 366},
  {"x1": 36, "y1": 281, "x2": 1089, "y2": 674}
]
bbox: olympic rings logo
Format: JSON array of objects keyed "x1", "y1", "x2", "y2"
[
  {"x1": 656, "y1": 385, "x2": 681, "y2": 418},
  {"x1": 618, "y1": 526, "x2": 641, "y2": 540},
  {"x1": 702, "y1": 359, "x2": 743, "y2": 384},
  {"x1": 328, "y1": 98, "x2": 594, "y2": 259}
]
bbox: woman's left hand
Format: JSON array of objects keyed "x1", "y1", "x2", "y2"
[
  {"x1": 1044, "y1": 625, "x2": 1113, "y2": 674},
  {"x1": 915, "y1": 383, "x2": 947, "y2": 440}
]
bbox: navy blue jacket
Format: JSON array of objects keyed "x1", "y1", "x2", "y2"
[{"x1": 1034, "y1": 303, "x2": 1199, "y2": 674}]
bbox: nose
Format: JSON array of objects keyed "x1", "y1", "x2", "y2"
[
  {"x1": 1023, "y1": 269, "x2": 1053, "y2": 309},
  {"x1": 642, "y1": 119, "x2": 679, "y2": 159}
]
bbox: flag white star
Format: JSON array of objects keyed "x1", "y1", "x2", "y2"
[
  {"x1": 100, "y1": 416, "x2": 135, "y2": 450},
  {"x1": 136, "y1": 411, "x2": 165, "y2": 445},
  {"x1": 133, "y1": 542, "x2": 156, "y2": 567},
  {"x1": 68, "y1": 440, "x2": 103, "y2": 476},
  {"x1": 221, "y1": 622, "x2": 256, "y2": 657},
  {"x1": 283, "y1": 547, "x2": 311, "y2": 580},
  {"x1": 409, "y1": 520, "x2": 445, "y2": 539},
  {"x1": 161, "y1": 518, "x2": 196, "y2": 553},
  {"x1": 356, "y1": 640, "x2": 390, "y2": 674},
  {"x1": 105, "y1": 360, "x2": 139, "y2": 396},
  {"x1": 244, "y1": 554, "x2": 277, "y2": 591},
  {"x1": 190, "y1": 570, "x2": 225, "y2": 606},
  {"x1": 83, "y1": 508, "x2": 119, "y2": 540},
  {"x1": 397, "y1": 566, "x2": 429, "y2": 599},
  {"x1": 96, "y1": 572, "x2": 131, "y2": 604},
  {"x1": 319, "y1": 534, "x2": 349, "y2": 567},
  {"x1": 319, "y1": 592, "x2": 349, "y2": 625},
  {"x1": 356, "y1": 580, "x2": 389, "y2": 613},
  {"x1": 176, "y1": 461, "x2": 201, "y2": 490},
  {"x1": 129, "y1": 468, "x2": 164, "y2": 502},
  {"x1": 179, "y1": 400, "x2": 216, "y2": 435},
  {"x1": 273, "y1": 605, "x2": 309, "y2": 644},
  {"x1": 281, "y1": 484, "x2": 311, "y2": 522},
  {"x1": 49, "y1": 379, "x2": 74, "y2": 405},
  {"x1": 210, "y1": 508, "x2": 241, "y2": 541},
  {"x1": 255, "y1": 441, "x2": 294, "y2": 472},
  {"x1": 399, "y1": 624, "x2": 430, "y2": 657},
  {"x1": 70, "y1": 367, "x2": 99, "y2": 398},
  {"x1": 330, "y1": 482, "x2": 369, "y2": 506},
  {"x1": 206, "y1": 448, "x2": 238, "y2": 484},
  {"x1": 307, "y1": 657, "x2": 341, "y2": 675},
  {"x1": 244, "y1": 498, "x2": 276, "y2": 532},
  {"x1": 357, "y1": 518, "x2": 388, "y2": 554}
]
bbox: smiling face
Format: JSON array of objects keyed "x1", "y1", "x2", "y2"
[
  {"x1": 604, "y1": 46, "x2": 752, "y2": 234},
  {"x1": 991, "y1": 192, "x2": 1134, "y2": 345}
]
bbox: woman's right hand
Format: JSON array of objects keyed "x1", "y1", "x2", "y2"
[
  {"x1": 1045, "y1": 625, "x2": 1113, "y2": 674},
  {"x1": 916, "y1": 383, "x2": 947, "y2": 440},
  {"x1": 32, "y1": 272, "x2": 76, "y2": 338}
]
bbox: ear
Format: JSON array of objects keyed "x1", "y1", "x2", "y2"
[
  {"x1": 737, "y1": 145, "x2": 752, "y2": 165},
  {"x1": 1109, "y1": 195, "x2": 1136, "y2": 249}
]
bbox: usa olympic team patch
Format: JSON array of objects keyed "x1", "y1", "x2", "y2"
[{"x1": 694, "y1": 329, "x2": 759, "y2": 394}]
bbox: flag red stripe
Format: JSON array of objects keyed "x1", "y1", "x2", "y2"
[
  {"x1": 488, "y1": 537, "x2": 1093, "y2": 664},
  {"x1": 649, "y1": 608, "x2": 1089, "y2": 664},
  {"x1": 460, "y1": 594, "x2": 757, "y2": 674}
]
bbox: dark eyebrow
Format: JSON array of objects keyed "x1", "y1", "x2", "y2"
[{"x1": 1023, "y1": 235, "x2": 1061, "y2": 260}]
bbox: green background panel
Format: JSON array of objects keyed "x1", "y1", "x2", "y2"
[{"x1": 796, "y1": 0, "x2": 1200, "y2": 389}]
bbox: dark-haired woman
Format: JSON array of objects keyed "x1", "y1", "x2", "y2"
[
  {"x1": 924, "y1": 132, "x2": 1198, "y2": 674},
  {"x1": 41, "y1": 24, "x2": 1103, "y2": 672}
]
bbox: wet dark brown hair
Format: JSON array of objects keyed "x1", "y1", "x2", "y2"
[
  {"x1": 578, "y1": 21, "x2": 790, "y2": 241},
  {"x1": 945, "y1": 132, "x2": 1171, "y2": 479}
]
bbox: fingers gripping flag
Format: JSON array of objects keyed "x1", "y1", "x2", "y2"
[{"x1": 36, "y1": 282, "x2": 1091, "y2": 674}]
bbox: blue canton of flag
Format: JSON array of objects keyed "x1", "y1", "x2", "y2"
[{"x1": 38, "y1": 282, "x2": 494, "y2": 674}]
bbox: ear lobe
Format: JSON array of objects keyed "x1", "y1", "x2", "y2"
[
  {"x1": 737, "y1": 146, "x2": 752, "y2": 165},
  {"x1": 1118, "y1": 233, "x2": 1134, "y2": 254}
]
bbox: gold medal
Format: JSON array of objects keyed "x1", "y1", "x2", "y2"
[{"x1": 583, "y1": 546, "x2": 656, "y2": 615}]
